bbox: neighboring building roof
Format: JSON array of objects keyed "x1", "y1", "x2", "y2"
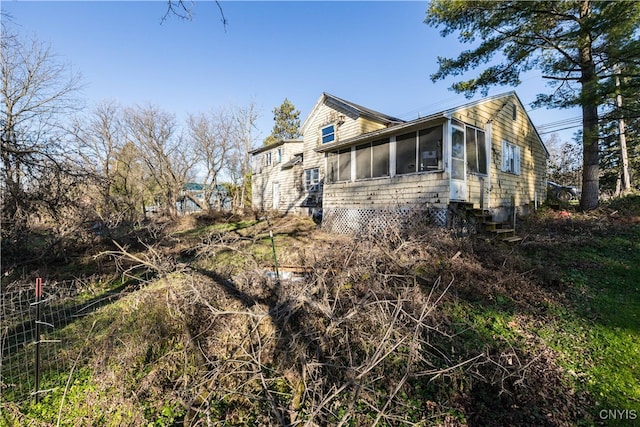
[
  {"x1": 249, "y1": 139, "x2": 303, "y2": 155},
  {"x1": 182, "y1": 183, "x2": 228, "y2": 192},
  {"x1": 301, "y1": 93, "x2": 405, "y2": 135},
  {"x1": 281, "y1": 153, "x2": 303, "y2": 169}
]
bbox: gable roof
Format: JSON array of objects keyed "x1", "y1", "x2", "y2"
[
  {"x1": 316, "y1": 91, "x2": 548, "y2": 158},
  {"x1": 301, "y1": 93, "x2": 405, "y2": 135}
]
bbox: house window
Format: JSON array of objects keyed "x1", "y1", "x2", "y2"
[
  {"x1": 396, "y1": 132, "x2": 417, "y2": 175},
  {"x1": 265, "y1": 152, "x2": 272, "y2": 166},
  {"x1": 502, "y1": 140, "x2": 521, "y2": 175},
  {"x1": 304, "y1": 168, "x2": 320, "y2": 191},
  {"x1": 372, "y1": 140, "x2": 389, "y2": 178},
  {"x1": 327, "y1": 149, "x2": 351, "y2": 182},
  {"x1": 396, "y1": 125, "x2": 443, "y2": 175},
  {"x1": 356, "y1": 139, "x2": 389, "y2": 180},
  {"x1": 252, "y1": 156, "x2": 262, "y2": 174},
  {"x1": 418, "y1": 126, "x2": 443, "y2": 171},
  {"x1": 322, "y1": 125, "x2": 335, "y2": 144},
  {"x1": 465, "y1": 127, "x2": 487, "y2": 174},
  {"x1": 275, "y1": 148, "x2": 282, "y2": 164},
  {"x1": 356, "y1": 143, "x2": 372, "y2": 180}
]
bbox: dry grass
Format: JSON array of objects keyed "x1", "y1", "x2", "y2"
[{"x1": 4, "y1": 212, "x2": 605, "y2": 426}]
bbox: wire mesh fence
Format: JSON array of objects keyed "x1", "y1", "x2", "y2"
[{"x1": 1, "y1": 278, "x2": 106, "y2": 403}]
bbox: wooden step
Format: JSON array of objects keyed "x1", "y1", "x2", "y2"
[
  {"x1": 483, "y1": 221, "x2": 500, "y2": 231},
  {"x1": 492, "y1": 228, "x2": 515, "y2": 235},
  {"x1": 501, "y1": 236, "x2": 523, "y2": 243}
]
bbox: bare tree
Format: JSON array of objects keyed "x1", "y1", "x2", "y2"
[
  {"x1": 125, "y1": 104, "x2": 196, "y2": 218},
  {"x1": 187, "y1": 108, "x2": 234, "y2": 210},
  {"x1": 162, "y1": 0, "x2": 228, "y2": 29},
  {"x1": 227, "y1": 102, "x2": 260, "y2": 211},
  {"x1": 73, "y1": 100, "x2": 127, "y2": 218},
  {"x1": 545, "y1": 133, "x2": 582, "y2": 187},
  {"x1": 1, "y1": 23, "x2": 83, "y2": 237}
]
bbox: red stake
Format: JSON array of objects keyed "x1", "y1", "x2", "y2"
[{"x1": 35, "y1": 277, "x2": 43, "y2": 299}]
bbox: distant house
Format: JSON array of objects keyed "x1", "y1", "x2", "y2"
[
  {"x1": 177, "y1": 183, "x2": 231, "y2": 214},
  {"x1": 250, "y1": 92, "x2": 548, "y2": 233},
  {"x1": 250, "y1": 139, "x2": 305, "y2": 212}
]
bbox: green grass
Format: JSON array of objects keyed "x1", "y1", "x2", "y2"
[
  {"x1": 527, "y1": 224, "x2": 640, "y2": 422},
  {"x1": 173, "y1": 220, "x2": 259, "y2": 238}
]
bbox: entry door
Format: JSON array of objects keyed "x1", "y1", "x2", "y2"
[
  {"x1": 450, "y1": 124, "x2": 467, "y2": 201},
  {"x1": 272, "y1": 182, "x2": 280, "y2": 210}
]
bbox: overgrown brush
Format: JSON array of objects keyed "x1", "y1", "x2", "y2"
[{"x1": 2, "y1": 217, "x2": 591, "y2": 426}]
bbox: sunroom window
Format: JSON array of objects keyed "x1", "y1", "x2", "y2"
[
  {"x1": 327, "y1": 149, "x2": 351, "y2": 182},
  {"x1": 396, "y1": 125, "x2": 443, "y2": 175},
  {"x1": 356, "y1": 139, "x2": 389, "y2": 180}
]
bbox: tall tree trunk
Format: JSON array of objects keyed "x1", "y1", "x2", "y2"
[
  {"x1": 614, "y1": 65, "x2": 631, "y2": 194},
  {"x1": 578, "y1": 0, "x2": 599, "y2": 211}
]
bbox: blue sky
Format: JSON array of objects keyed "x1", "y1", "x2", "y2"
[{"x1": 3, "y1": 1, "x2": 580, "y2": 145}]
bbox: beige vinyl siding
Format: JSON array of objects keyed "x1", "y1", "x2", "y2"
[
  {"x1": 251, "y1": 142, "x2": 305, "y2": 212},
  {"x1": 360, "y1": 117, "x2": 389, "y2": 134},
  {"x1": 449, "y1": 95, "x2": 547, "y2": 213},
  {"x1": 485, "y1": 99, "x2": 547, "y2": 212},
  {"x1": 324, "y1": 172, "x2": 449, "y2": 209}
]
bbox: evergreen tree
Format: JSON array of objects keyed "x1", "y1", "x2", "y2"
[
  {"x1": 264, "y1": 98, "x2": 301, "y2": 145},
  {"x1": 425, "y1": 0, "x2": 640, "y2": 210}
]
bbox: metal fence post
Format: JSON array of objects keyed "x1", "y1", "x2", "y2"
[{"x1": 34, "y1": 277, "x2": 42, "y2": 403}]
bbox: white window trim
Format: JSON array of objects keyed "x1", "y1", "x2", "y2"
[
  {"x1": 466, "y1": 125, "x2": 488, "y2": 176},
  {"x1": 501, "y1": 140, "x2": 521, "y2": 175},
  {"x1": 321, "y1": 124, "x2": 335, "y2": 144},
  {"x1": 304, "y1": 167, "x2": 320, "y2": 191}
]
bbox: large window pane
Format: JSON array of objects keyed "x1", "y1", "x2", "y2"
[
  {"x1": 356, "y1": 143, "x2": 372, "y2": 179},
  {"x1": 396, "y1": 132, "x2": 416, "y2": 175},
  {"x1": 372, "y1": 139, "x2": 389, "y2": 177},
  {"x1": 327, "y1": 152, "x2": 338, "y2": 183},
  {"x1": 477, "y1": 130, "x2": 487, "y2": 174},
  {"x1": 466, "y1": 127, "x2": 478, "y2": 173},
  {"x1": 419, "y1": 126, "x2": 443, "y2": 171},
  {"x1": 338, "y1": 149, "x2": 351, "y2": 181}
]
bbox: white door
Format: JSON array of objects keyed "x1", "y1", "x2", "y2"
[
  {"x1": 450, "y1": 124, "x2": 467, "y2": 201},
  {"x1": 272, "y1": 182, "x2": 280, "y2": 210}
]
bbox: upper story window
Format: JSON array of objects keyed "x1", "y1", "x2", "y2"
[
  {"x1": 265, "y1": 152, "x2": 272, "y2": 166},
  {"x1": 275, "y1": 148, "x2": 282, "y2": 164},
  {"x1": 502, "y1": 140, "x2": 521, "y2": 175},
  {"x1": 321, "y1": 125, "x2": 335, "y2": 144}
]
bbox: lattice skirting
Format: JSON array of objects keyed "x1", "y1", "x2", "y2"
[{"x1": 322, "y1": 206, "x2": 447, "y2": 235}]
